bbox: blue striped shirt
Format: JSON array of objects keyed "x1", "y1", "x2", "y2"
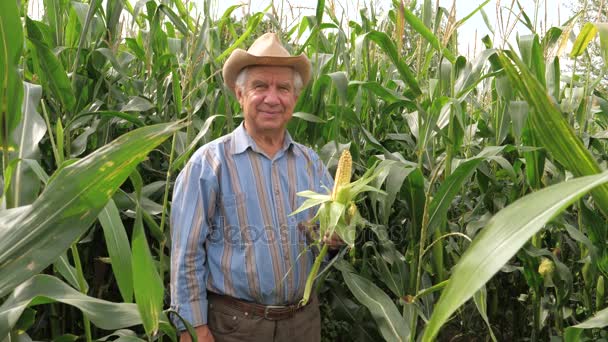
[{"x1": 170, "y1": 122, "x2": 333, "y2": 330}]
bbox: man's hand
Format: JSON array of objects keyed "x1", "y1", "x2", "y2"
[
  {"x1": 323, "y1": 232, "x2": 344, "y2": 250},
  {"x1": 179, "y1": 325, "x2": 214, "y2": 342}
]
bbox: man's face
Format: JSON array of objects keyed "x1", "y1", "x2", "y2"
[{"x1": 235, "y1": 65, "x2": 298, "y2": 137}]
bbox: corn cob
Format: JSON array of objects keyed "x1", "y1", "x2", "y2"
[
  {"x1": 597, "y1": 275, "x2": 605, "y2": 310},
  {"x1": 300, "y1": 150, "x2": 351, "y2": 306},
  {"x1": 538, "y1": 257, "x2": 555, "y2": 287},
  {"x1": 538, "y1": 258, "x2": 555, "y2": 277},
  {"x1": 331, "y1": 150, "x2": 352, "y2": 201},
  {"x1": 346, "y1": 202, "x2": 357, "y2": 225}
]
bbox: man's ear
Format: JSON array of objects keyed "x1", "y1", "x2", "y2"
[{"x1": 235, "y1": 87, "x2": 243, "y2": 102}]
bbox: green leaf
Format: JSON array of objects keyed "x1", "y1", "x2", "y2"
[
  {"x1": 322, "y1": 72, "x2": 348, "y2": 104},
  {"x1": 56, "y1": 117, "x2": 64, "y2": 165},
  {"x1": 427, "y1": 146, "x2": 505, "y2": 235},
  {"x1": 95, "y1": 47, "x2": 129, "y2": 76},
  {"x1": 473, "y1": 286, "x2": 497, "y2": 342},
  {"x1": 10, "y1": 83, "x2": 45, "y2": 207},
  {"x1": 356, "y1": 31, "x2": 421, "y2": 97},
  {"x1": 339, "y1": 261, "x2": 410, "y2": 342},
  {"x1": 371, "y1": 160, "x2": 415, "y2": 225},
  {"x1": 508, "y1": 101, "x2": 528, "y2": 140},
  {"x1": 26, "y1": 17, "x2": 76, "y2": 113},
  {"x1": 401, "y1": 6, "x2": 455, "y2": 63},
  {"x1": 325, "y1": 201, "x2": 345, "y2": 237},
  {"x1": 132, "y1": 205, "x2": 164, "y2": 337},
  {"x1": 0, "y1": 274, "x2": 151, "y2": 336},
  {"x1": 147, "y1": 2, "x2": 168, "y2": 56},
  {"x1": 158, "y1": 5, "x2": 189, "y2": 36},
  {"x1": 348, "y1": 81, "x2": 409, "y2": 103},
  {"x1": 122, "y1": 96, "x2": 155, "y2": 112},
  {"x1": 595, "y1": 23, "x2": 608, "y2": 66},
  {"x1": 172, "y1": 114, "x2": 223, "y2": 170},
  {"x1": 53, "y1": 252, "x2": 85, "y2": 291},
  {"x1": 571, "y1": 306, "x2": 608, "y2": 329},
  {"x1": 0, "y1": 0, "x2": 24, "y2": 148},
  {"x1": 423, "y1": 171, "x2": 608, "y2": 341},
  {"x1": 0, "y1": 121, "x2": 183, "y2": 297},
  {"x1": 169, "y1": 0, "x2": 195, "y2": 32},
  {"x1": 315, "y1": 0, "x2": 325, "y2": 26},
  {"x1": 570, "y1": 22, "x2": 598, "y2": 58},
  {"x1": 292, "y1": 111, "x2": 326, "y2": 123},
  {"x1": 564, "y1": 306, "x2": 608, "y2": 341},
  {"x1": 215, "y1": 12, "x2": 264, "y2": 62},
  {"x1": 290, "y1": 195, "x2": 331, "y2": 216},
  {"x1": 499, "y1": 50, "x2": 608, "y2": 217},
  {"x1": 67, "y1": 111, "x2": 145, "y2": 128},
  {"x1": 98, "y1": 199, "x2": 133, "y2": 303}
]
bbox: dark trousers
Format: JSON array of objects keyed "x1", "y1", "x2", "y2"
[{"x1": 207, "y1": 295, "x2": 321, "y2": 342}]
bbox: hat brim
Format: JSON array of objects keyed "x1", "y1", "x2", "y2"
[{"x1": 222, "y1": 49, "x2": 311, "y2": 93}]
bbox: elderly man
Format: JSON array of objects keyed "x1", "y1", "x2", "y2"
[{"x1": 170, "y1": 33, "x2": 340, "y2": 342}]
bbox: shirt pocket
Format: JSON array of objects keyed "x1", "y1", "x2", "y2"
[{"x1": 220, "y1": 192, "x2": 247, "y2": 248}]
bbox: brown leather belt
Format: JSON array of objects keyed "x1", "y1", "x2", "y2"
[{"x1": 208, "y1": 292, "x2": 311, "y2": 321}]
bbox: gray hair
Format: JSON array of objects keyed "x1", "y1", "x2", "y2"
[{"x1": 235, "y1": 67, "x2": 304, "y2": 95}]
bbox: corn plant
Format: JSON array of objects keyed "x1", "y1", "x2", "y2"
[{"x1": 4, "y1": 0, "x2": 608, "y2": 341}]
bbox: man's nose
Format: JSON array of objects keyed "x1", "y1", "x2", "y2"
[{"x1": 263, "y1": 87, "x2": 280, "y2": 105}]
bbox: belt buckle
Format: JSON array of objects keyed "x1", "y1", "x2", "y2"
[{"x1": 263, "y1": 304, "x2": 290, "y2": 320}]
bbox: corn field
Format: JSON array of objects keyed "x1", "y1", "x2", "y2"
[{"x1": 3, "y1": 0, "x2": 608, "y2": 340}]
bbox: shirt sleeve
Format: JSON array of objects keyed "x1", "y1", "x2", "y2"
[{"x1": 170, "y1": 155, "x2": 218, "y2": 331}]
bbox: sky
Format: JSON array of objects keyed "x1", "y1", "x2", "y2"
[
  {"x1": 197, "y1": 0, "x2": 570, "y2": 56},
  {"x1": 27, "y1": 0, "x2": 571, "y2": 55}
]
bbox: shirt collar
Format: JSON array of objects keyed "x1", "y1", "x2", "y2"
[{"x1": 231, "y1": 121, "x2": 294, "y2": 155}]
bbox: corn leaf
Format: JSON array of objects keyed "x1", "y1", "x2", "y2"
[
  {"x1": 53, "y1": 252, "x2": 85, "y2": 291},
  {"x1": 595, "y1": 23, "x2": 608, "y2": 65},
  {"x1": 570, "y1": 22, "x2": 598, "y2": 58},
  {"x1": 26, "y1": 18, "x2": 76, "y2": 113},
  {"x1": 356, "y1": 31, "x2": 421, "y2": 97},
  {"x1": 132, "y1": 204, "x2": 164, "y2": 337},
  {"x1": 423, "y1": 171, "x2": 608, "y2": 341},
  {"x1": 158, "y1": 5, "x2": 189, "y2": 36},
  {"x1": 499, "y1": 50, "x2": 608, "y2": 216},
  {"x1": 0, "y1": 0, "x2": 24, "y2": 146},
  {"x1": 172, "y1": 114, "x2": 223, "y2": 170},
  {"x1": 338, "y1": 260, "x2": 410, "y2": 342},
  {"x1": 348, "y1": 81, "x2": 410, "y2": 103},
  {"x1": 0, "y1": 121, "x2": 183, "y2": 298},
  {"x1": 473, "y1": 286, "x2": 497, "y2": 342},
  {"x1": 215, "y1": 12, "x2": 264, "y2": 62},
  {"x1": 292, "y1": 111, "x2": 326, "y2": 123},
  {"x1": 427, "y1": 146, "x2": 505, "y2": 235},
  {"x1": 315, "y1": 0, "x2": 325, "y2": 26},
  {"x1": 98, "y1": 199, "x2": 134, "y2": 303},
  {"x1": 564, "y1": 306, "x2": 608, "y2": 341},
  {"x1": 0, "y1": 274, "x2": 148, "y2": 336},
  {"x1": 10, "y1": 82, "x2": 45, "y2": 207},
  {"x1": 401, "y1": 5, "x2": 455, "y2": 63},
  {"x1": 169, "y1": 0, "x2": 194, "y2": 32}
]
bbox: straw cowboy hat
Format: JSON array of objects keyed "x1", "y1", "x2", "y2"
[{"x1": 222, "y1": 32, "x2": 311, "y2": 93}]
